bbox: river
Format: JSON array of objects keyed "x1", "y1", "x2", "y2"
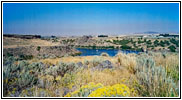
[{"x1": 76, "y1": 48, "x2": 141, "y2": 56}]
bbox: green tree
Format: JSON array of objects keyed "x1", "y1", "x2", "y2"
[
  {"x1": 37, "y1": 46, "x2": 41, "y2": 51},
  {"x1": 168, "y1": 45, "x2": 176, "y2": 52}
]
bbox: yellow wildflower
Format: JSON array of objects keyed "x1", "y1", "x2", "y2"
[{"x1": 89, "y1": 83, "x2": 131, "y2": 97}]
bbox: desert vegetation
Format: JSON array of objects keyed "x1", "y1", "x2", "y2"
[
  {"x1": 3, "y1": 35, "x2": 179, "y2": 97},
  {"x1": 3, "y1": 51, "x2": 179, "y2": 97}
]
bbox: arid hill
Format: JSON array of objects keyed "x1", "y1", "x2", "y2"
[{"x1": 3, "y1": 36, "x2": 81, "y2": 59}]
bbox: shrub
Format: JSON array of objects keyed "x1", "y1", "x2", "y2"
[
  {"x1": 154, "y1": 40, "x2": 159, "y2": 46},
  {"x1": 17, "y1": 71, "x2": 38, "y2": 89},
  {"x1": 71, "y1": 52, "x2": 82, "y2": 56},
  {"x1": 3, "y1": 56, "x2": 16, "y2": 66},
  {"x1": 120, "y1": 45, "x2": 132, "y2": 50},
  {"x1": 65, "y1": 82, "x2": 103, "y2": 97},
  {"x1": 37, "y1": 75, "x2": 54, "y2": 89},
  {"x1": 116, "y1": 52, "x2": 136, "y2": 74},
  {"x1": 7, "y1": 53, "x2": 13, "y2": 57},
  {"x1": 138, "y1": 40, "x2": 144, "y2": 44},
  {"x1": 45, "y1": 62, "x2": 79, "y2": 77},
  {"x1": 168, "y1": 45, "x2": 176, "y2": 52},
  {"x1": 65, "y1": 82, "x2": 134, "y2": 97},
  {"x1": 135, "y1": 56, "x2": 178, "y2": 97},
  {"x1": 84, "y1": 60, "x2": 89, "y2": 65},
  {"x1": 159, "y1": 40, "x2": 165, "y2": 47},
  {"x1": 18, "y1": 55, "x2": 33, "y2": 60},
  {"x1": 164, "y1": 40, "x2": 170, "y2": 45},
  {"x1": 4, "y1": 66, "x2": 35, "y2": 96},
  {"x1": 146, "y1": 40, "x2": 152, "y2": 45},
  {"x1": 3, "y1": 59, "x2": 45, "y2": 96},
  {"x1": 20, "y1": 86, "x2": 53, "y2": 97},
  {"x1": 37, "y1": 46, "x2": 41, "y2": 51},
  {"x1": 167, "y1": 65, "x2": 179, "y2": 83},
  {"x1": 100, "y1": 52, "x2": 109, "y2": 57},
  {"x1": 91, "y1": 56, "x2": 104, "y2": 67},
  {"x1": 112, "y1": 39, "x2": 130, "y2": 45},
  {"x1": 60, "y1": 73, "x2": 76, "y2": 89},
  {"x1": 170, "y1": 38, "x2": 179, "y2": 47},
  {"x1": 88, "y1": 84, "x2": 131, "y2": 97},
  {"x1": 3, "y1": 51, "x2": 179, "y2": 97}
]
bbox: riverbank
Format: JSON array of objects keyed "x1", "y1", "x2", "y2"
[
  {"x1": 61, "y1": 36, "x2": 179, "y2": 53},
  {"x1": 76, "y1": 48, "x2": 141, "y2": 56}
]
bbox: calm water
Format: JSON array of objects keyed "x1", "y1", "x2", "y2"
[{"x1": 77, "y1": 48, "x2": 141, "y2": 56}]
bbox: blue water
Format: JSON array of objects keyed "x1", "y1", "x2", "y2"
[{"x1": 76, "y1": 48, "x2": 140, "y2": 56}]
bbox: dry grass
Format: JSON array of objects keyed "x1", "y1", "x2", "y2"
[
  {"x1": 30, "y1": 56, "x2": 118, "y2": 66},
  {"x1": 74, "y1": 68, "x2": 136, "y2": 88},
  {"x1": 115, "y1": 53, "x2": 137, "y2": 74},
  {"x1": 3, "y1": 37, "x2": 59, "y2": 48},
  {"x1": 152, "y1": 52, "x2": 179, "y2": 82},
  {"x1": 32, "y1": 54, "x2": 137, "y2": 88},
  {"x1": 154, "y1": 53, "x2": 179, "y2": 68}
]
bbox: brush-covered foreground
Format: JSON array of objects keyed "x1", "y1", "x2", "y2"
[{"x1": 3, "y1": 52, "x2": 179, "y2": 97}]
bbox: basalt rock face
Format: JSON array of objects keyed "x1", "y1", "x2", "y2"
[
  {"x1": 91, "y1": 60, "x2": 114, "y2": 71},
  {"x1": 76, "y1": 35, "x2": 93, "y2": 45},
  {"x1": 3, "y1": 46, "x2": 81, "y2": 59}
]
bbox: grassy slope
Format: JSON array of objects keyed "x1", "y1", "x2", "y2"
[{"x1": 3, "y1": 37, "x2": 60, "y2": 48}]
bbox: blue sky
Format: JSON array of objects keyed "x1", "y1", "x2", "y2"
[{"x1": 3, "y1": 3, "x2": 179, "y2": 36}]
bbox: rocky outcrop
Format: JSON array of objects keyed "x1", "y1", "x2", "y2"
[
  {"x1": 91, "y1": 60, "x2": 114, "y2": 71},
  {"x1": 3, "y1": 46, "x2": 81, "y2": 59},
  {"x1": 77, "y1": 35, "x2": 93, "y2": 44}
]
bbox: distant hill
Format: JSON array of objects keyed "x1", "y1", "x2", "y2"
[
  {"x1": 135, "y1": 31, "x2": 159, "y2": 34},
  {"x1": 3, "y1": 34, "x2": 41, "y2": 39},
  {"x1": 143, "y1": 31, "x2": 159, "y2": 34}
]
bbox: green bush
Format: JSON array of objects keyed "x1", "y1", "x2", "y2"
[
  {"x1": 138, "y1": 40, "x2": 144, "y2": 44},
  {"x1": 19, "y1": 55, "x2": 33, "y2": 60},
  {"x1": 71, "y1": 52, "x2": 82, "y2": 56},
  {"x1": 159, "y1": 40, "x2": 165, "y2": 47},
  {"x1": 37, "y1": 46, "x2": 41, "y2": 51},
  {"x1": 170, "y1": 38, "x2": 179, "y2": 47},
  {"x1": 112, "y1": 39, "x2": 130, "y2": 45},
  {"x1": 45, "y1": 62, "x2": 79, "y2": 77},
  {"x1": 135, "y1": 56, "x2": 178, "y2": 97},
  {"x1": 164, "y1": 40, "x2": 170, "y2": 45},
  {"x1": 154, "y1": 40, "x2": 159, "y2": 46},
  {"x1": 3, "y1": 58, "x2": 45, "y2": 97},
  {"x1": 168, "y1": 45, "x2": 176, "y2": 52},
  {"x1": 146, "y1": 40, "x2": 152, "y2": 45},
  {"x1": 120, "y1": 45, "x2": 132, "y2": 50}
]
